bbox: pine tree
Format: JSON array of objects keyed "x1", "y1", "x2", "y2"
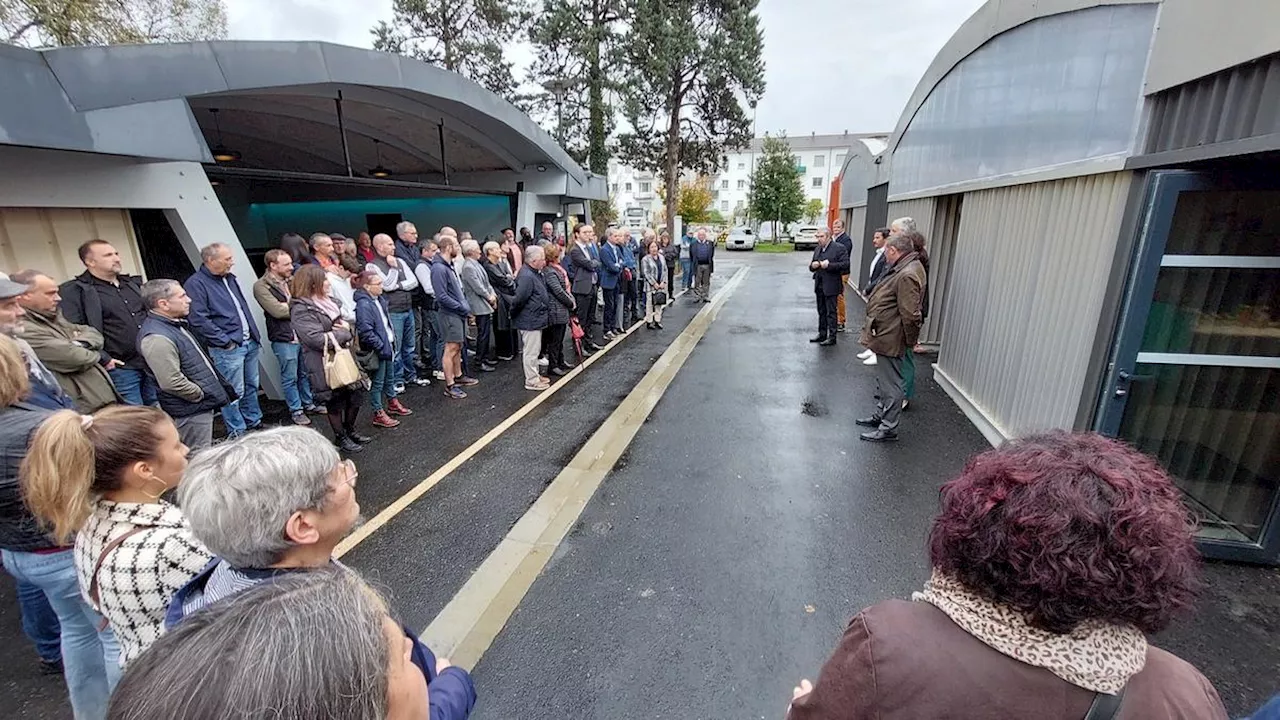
[
  {"x1": 372, "y1": 0, "x2": 530, "y2": 105},
  {"x1": 616, "y1": 0, "x2": 765, "y2": 236},
  {"x1": 749, "y1": 135, "x2": 805, "y2": 239},
  {"x1": 527, "y1": 0, "x2": 627, "y2": 225}
]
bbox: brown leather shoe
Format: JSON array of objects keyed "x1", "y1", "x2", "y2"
[
  {"x1": 371, "y1": 410, "x2": 400, "y2": 428},
  {"x1": 387, "y1": 398, "x2": 413, "y2": 416}
]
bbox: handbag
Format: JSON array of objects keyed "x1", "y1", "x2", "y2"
[
  {"x1": 653, "y1": 290, "x2": 668, "y2": 306},
  {"x1": 323, "y1": 332, "x2": 363, "y2": 388},
  {"x1": 569, "y1": 316, "x2": 585, "y2": 340},
  {"x1": 354, "y1": 343, "x2": 380, "y2": 373}
]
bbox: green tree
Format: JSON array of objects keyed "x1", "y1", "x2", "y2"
[
  {"x1": 591, "y1": 195, "x2": 618, "y2": 227},
  {"x1": 705, "y1": 209, "x2": 726, "y2": 225},
  {"x1": 527, "y1": 0, "x2": 625, "y2": 167},
  {"x1": 372, "y1": 0, "x2": 530, "y2": 104},
  {"x1": 616, "y1": 0, "x2": 765, "y2": 239},
  {"x1": 749, "y1": 135, "x2": 804, "y2": 238},
  {"x1": 3, "y1": 0, "x2": 226, "y2": 46},
  {"x1": 803, "y1": 198, "x2": 825, "y2": 224}
]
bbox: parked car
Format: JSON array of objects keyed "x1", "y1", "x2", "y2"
[
  {"x1": 725, "y1": 226, "x2": 756, "y2": 251},
  {"x1": 793, "y1": 225, "x2": 822, "y2": 251}
]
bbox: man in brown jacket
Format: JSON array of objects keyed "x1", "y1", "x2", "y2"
[
  {"x1": 855, "y1": 235, "x2": 925, "y2": 442},
  {"x1": 13, "y1": 269, "x2": 122, "y2": 412}
]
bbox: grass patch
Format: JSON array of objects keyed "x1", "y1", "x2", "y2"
[{"x1": 752, "y1": 242, "x2": 795, "y2": 253}]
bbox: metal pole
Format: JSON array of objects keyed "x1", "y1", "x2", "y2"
[
  {"x1": 555, "y1": 92, "x2": 565, "y2": 145},
  {"x1": 438, "y1": 122, "x2": 450, "y2": 185},
  {"x1": 335, "y1": 91, "x2": 353, "y2": 178}
]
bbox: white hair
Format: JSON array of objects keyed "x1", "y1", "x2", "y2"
[
  {"x1": 482, "y1": 240, "x2": 501, "y2": 255},
  {"x1": 890, "y1": 217, "x2": 916, "y2": 234},
  {"x1": 395, "y1": 221, "x2": 415, "y2": 237},
  {"x1": 178, "y1": 427, "x2": 341, "y2": 568},
  {"x1": 460, "y1": 239, "x2": 481, "y2": 257},
  {"x1": 524, "y1": 245, "x2": 545, "y2": 262}
]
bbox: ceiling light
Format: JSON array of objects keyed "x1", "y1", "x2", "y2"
[
  {"x1": 208, "y1": 109, "x2": 241, "y2": 163},
  {"x1": 369, "y1": 139, "x2": 391, "y2": 178}
]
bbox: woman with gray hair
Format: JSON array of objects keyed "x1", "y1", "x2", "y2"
[
  {"x1": 167, "y1": 427, "x2": 477, "y2": 719},
  {"x1": 108, "y1": 567, "x2": 430, "y2": 720},
  {"x1": 459, "y1": 239, "x2": 498, "y2": 373}
]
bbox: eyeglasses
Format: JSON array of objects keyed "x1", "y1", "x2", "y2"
[{"x1": 340, "y1": 459, "x2": 358, "y2": 489}]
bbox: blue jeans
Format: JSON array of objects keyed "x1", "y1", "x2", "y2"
[
  {"x1": 208, "y1": 339, "x2": 263, "y2": 436},
  {"x1": 108, "y1": 367, "x2": 157, "y2": 406},
  {"x1": 368, "y1": 357, "x2": 397, "y2": 411},
  {"x1": 270, "y1": 341, "x2": 313, "y2": 413},
  {"x1": 681, "y1": 258, "x2": 694, "y2": 290},
  {"x1": 16, "y1": 577, "x2": 61, "y2": 663},
  {"x1": 3, "y1": 549, "x2": 121, "y2": 720},
  {"x1": 389, "y1": 311, "x2": 417, "y2": 384}
]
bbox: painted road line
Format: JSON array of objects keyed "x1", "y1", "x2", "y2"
[
  {"x1": 335, "y1": 284, "x2": 693, "y2": 558},
  {"x1": 420, "y1": 266, "x2": 751, "y2": 669}
]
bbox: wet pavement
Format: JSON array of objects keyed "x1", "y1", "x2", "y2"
[{"x1": 1, "y1": 251, "x2": 1277, "y2": 718}]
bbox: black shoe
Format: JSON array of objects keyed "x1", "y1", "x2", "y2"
[
  {"x1": 819, "y1": 338, "x2": 837, "y2": 346},
  {"x1": 38, "y1": 658, "x2": 63, "y2": 676},
  {"x1": 588, "y1": 342, "x2": 604, "y2": 352},
  {"x1": 809, "y1": 335, "x2": 827, "y2": 343},
  {"x1": 855, "y1": 417, "x2": 881, "y2": 428},
  {"x1": 655, "y1": 322, "x2": 664, "y2": 329},
  {"x1": 860, "y1": 429, "x2": 898, "y2": 442},
  {"x1": 551, "y1": 366, "x2": 570, "y2": 377},
  {"x1": 346, "y1": 430, "x2": 373, "y2": 444},
  {"x1": 480, "y1": 363, "x2": 498, "y2": 372},
  {"x1": 335, "y1": 434, "x2": 365, "y2": 453}
]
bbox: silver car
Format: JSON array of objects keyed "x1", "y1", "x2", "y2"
[{"x1": 726, "y1": 226, "x2": 756, "y2": 251}]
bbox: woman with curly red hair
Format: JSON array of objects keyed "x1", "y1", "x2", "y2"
[{"x1": 789, "y1": 431, "x2": 1227, "y2": 719}]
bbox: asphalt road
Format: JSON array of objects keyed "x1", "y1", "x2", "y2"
[{"x1": 2, "y1": 251, "x2": 1277, "y2": 718}]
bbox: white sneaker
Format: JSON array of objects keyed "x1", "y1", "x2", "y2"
[
  {"x1": 857, "y1": 349, "x2": 873, "y2": 360},
  {"x1": 863, "y1": 353, "x2": 878, "y2": 366},
  {"x1": 538, "y1": 357, "x2": 549, "y2": 368},
  {"x1": 432, "y1": 371, "x2": 446, "y2": 381}
]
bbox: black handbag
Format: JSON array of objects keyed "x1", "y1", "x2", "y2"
[
  {"x1": 1084, "y1": 685, "x2": 1125, "y2": 720},
  {"x1": 353, "y1": 337, "x2": 380, "y2": 373},
  {"x1": 652, "y1": 290, "x2": 668, "y2": 306}
]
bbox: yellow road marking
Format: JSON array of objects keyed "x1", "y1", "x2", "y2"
[
  {"x1": 420, "y1": 267, "x2": 751, "y2": 668},
  {"x1": 334, "y1": 287, "x2": 691, "y2": 558}
]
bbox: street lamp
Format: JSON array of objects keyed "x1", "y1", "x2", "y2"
[{"x1": 542, "y1": 78, "x2": 574, "y2": 147}]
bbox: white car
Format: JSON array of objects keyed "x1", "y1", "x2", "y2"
[
  {"x1": 725, "y1": 227, "x2": 756, "y2": 251},
  {"x1": 793, "y1": 225, "x2": 822, "y2": 251}
]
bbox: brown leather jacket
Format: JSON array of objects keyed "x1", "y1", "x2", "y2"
[
  {"x1": 789, "y1": 600, "x2": 1227, "y2": 720},
  {"x1": 857, "y1": 252, "x2": 926, "y2": 358}
]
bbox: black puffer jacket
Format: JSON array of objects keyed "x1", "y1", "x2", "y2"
[{"x1": 0, "y1": 403, "x2": 58, "y2": 552}]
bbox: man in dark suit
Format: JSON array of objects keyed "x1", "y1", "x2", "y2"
[
  {"x1": 832, "y1": 219, "x2": 854, "y2": 332},
  {"x1": 809, "y1": 228, "x2": 850, "y2": 346},
  {"x1": 568, "y1": 224, "x2": 603, "y2": 351}
]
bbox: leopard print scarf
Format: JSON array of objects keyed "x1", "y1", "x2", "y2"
[{"x1": 912, "y1": 571, "x2": 1147, "y2": 694}]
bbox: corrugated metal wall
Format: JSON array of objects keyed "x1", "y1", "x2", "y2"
[
  {"x1": 0, "y1": 207, "x2": 143, "y2": 281},
  {"x1": 887, "y1": 198, "x2": 936, "y2": 237},
  {"x1": 1146, "y1": 51, "x2": 1280, "y2": 154},
  {"x1": 845, "y1": 206, "x2": 867, "y2": 281},
  {"x1": 937, "y1": 172, "x2": 1133, "y2": 438}
]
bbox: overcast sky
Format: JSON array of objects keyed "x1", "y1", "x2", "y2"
[{"x1": 224, "y1": 0, "x2": 986, "y2": 136}]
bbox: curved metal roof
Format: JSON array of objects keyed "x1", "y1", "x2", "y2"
[{"x1": 0, "y1": 40, "x2": 588, "y2": 185}]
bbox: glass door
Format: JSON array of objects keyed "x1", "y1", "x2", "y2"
[{"x1": 1098, "y1": 170, "x2": 1280, "y2": 563}]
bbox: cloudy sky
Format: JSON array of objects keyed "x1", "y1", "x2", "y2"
[{"x1": 224, "y1": 0, "x2": 985, "y2": 136}]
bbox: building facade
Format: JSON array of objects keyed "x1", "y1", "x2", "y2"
[
  {"x1": 837, "y1": 0, "x2": 1280, "y2": 564},
  {"x1": 609, "y1": 132, "x2": 885, "y2": 228}
]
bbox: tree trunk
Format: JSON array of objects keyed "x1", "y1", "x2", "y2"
[
  {"x1": 664, "y1": 75, "x2": 682, "y2": 237},
  {"x1": 586, "y1": 9, "x2": 607, "y2": 176}
]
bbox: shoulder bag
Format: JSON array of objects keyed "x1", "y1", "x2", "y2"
[
  {"x1": 1084, "y1": 686, "x2": 1126, "y2": 720},
  {"x1": 323, "y1": 332, "x2": 362, "y2": 388}
]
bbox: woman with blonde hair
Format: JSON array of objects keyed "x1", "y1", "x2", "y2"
[
  {"x1": 22, "y1": 404, "x2": 212, "y2": 665},
  {"x1": 0, "y1": 335, "x2": 119, "y2": 717}
]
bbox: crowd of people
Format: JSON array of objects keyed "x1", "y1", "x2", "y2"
[
  {"x1": 809, "y1": 216, "x2": 930, "y2": 443},
  {"x1": 0, "y1": 217, "x2": 723, "y2": 718}
]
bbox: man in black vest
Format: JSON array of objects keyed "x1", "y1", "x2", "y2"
[
  {"x1": 59, "y1": 239, "x2": 155, "y2": 406},
  {"x1": 809, "y1": 228, "x2": 850, "y2": 346},
  {"x1": 137, "y1": 279, "x2": 235, "y2": 452}
]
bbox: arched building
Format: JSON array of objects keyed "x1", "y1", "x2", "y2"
[
  {"x1": 0, "y1": 40, "x2": 605, "y2": 396},
  {"x1": 836, "y1": 0, "x2": 1280, "y2": 562}
]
